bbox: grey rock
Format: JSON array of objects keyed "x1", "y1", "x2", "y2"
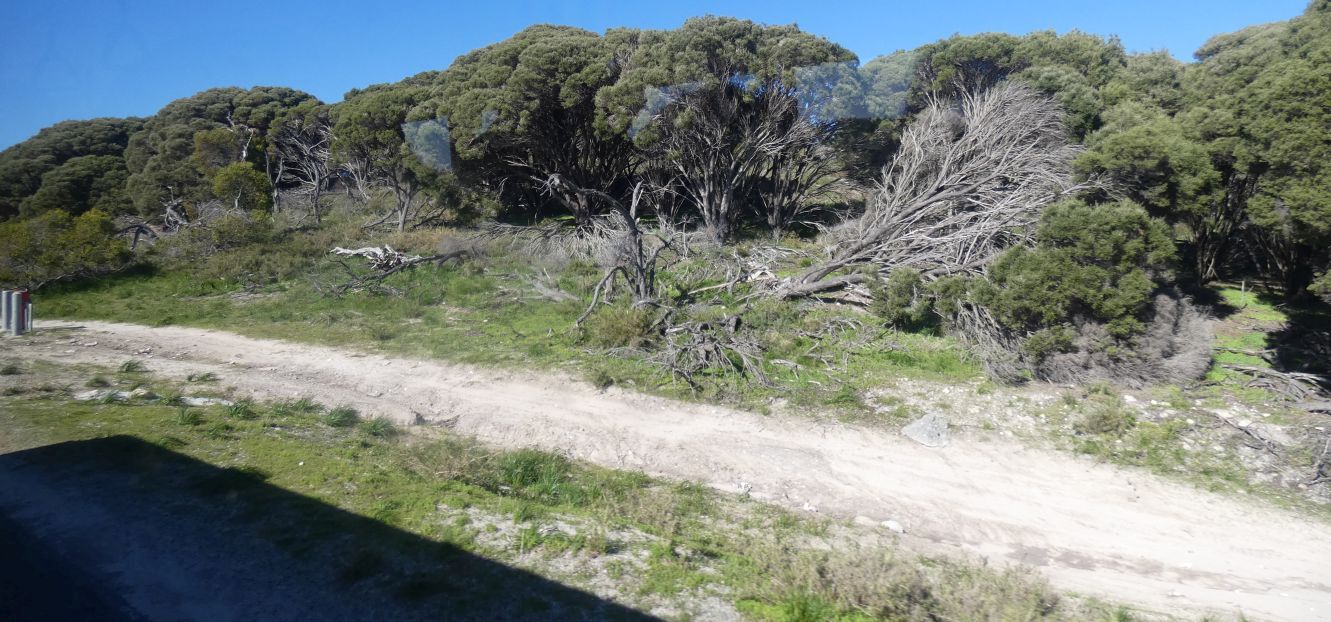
[{"x1": 902, "y1": 413, "x2": 949, "y2": 448}]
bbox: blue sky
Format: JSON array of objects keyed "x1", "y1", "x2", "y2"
[{"x1": 0, "y1": 0, "x2": 1310, "y2": 149}]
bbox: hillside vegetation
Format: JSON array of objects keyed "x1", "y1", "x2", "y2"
[
  {"x1": 3, "y1": 4, "x2": 1328, "y2": 396},
  {"x1": 5, "y1": 7, "x2": 1331, "y2": 619}
]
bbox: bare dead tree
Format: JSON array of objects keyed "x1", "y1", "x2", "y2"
[
  {"x1": 525, "y1": 174, "x2": 676, "y2": 324},
  {"x1": 272, "y1": 115, "x2": 333, "y2": 223},
  {"x1": 772, "y1": 82, "x2": 1088, "y2": 299}
]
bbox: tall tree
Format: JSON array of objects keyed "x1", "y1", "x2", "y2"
[
  {"x1": 332, "y1": 87, "x2": 438, "y2": 231},
  {"x1": 423, "y1": 25, "x2": 636, "y2": 228},
  {"x1": 124, "y1": 87, "x2": 317, "y2": 222}
]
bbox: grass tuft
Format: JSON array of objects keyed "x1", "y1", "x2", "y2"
[
  {"x1": 175, "y1": 407, "x2": 202, "y2": 426},
  {"x1": 361, "y1": 416, "x2": 398, "y2": 438},
  {"x1": 226, "y1": 400, "x2": 258, "y2": 420},
  {"x1": 325, "y1": 405, "x2": 360, "y2": 428},
  {"x1": 118, "y1": 360, "x2": 148, "y2": 373}
]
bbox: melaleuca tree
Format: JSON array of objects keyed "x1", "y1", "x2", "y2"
[
  {"x1": 1077, "y1": 102, "x2": 1228, "y2": 281},
  {"x1": 211, "y1": 162, "x2": 273, "y2": 212},
  {"x1": 332, "y1": 86, "x2": 441, "y2": 231},
  {"x1": 124, "y1": 87, "x2": 317, "y2": 221},
  {"x1": 20, "y1": 155, "x2": 133, "y2": 217},
  {"x1": 268, "y1": 101, "x2": 334, "y2": 219},
  {"x1": 600, "y1": 17, "x2": 856, "y2": 242},
  {"x1": 902, "y1": 30, "x2": 1128, "y2": 140},
  {"x1": 0, "y1": 118, "x2": 142, "y2": 219},
  {"x1": 422, "y1": 25, "x2": 636, "y2": 228},
  {"x1": 1176, "y1": 1, "x2": 1331, "y2": 296}
]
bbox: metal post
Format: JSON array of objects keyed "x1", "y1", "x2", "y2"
[
  {"x1": 1, "y1": 289, "x2": 11, "y2": 335},
  {"x1": 3, "y1": 290, "x2": 26, "y2": 336}
]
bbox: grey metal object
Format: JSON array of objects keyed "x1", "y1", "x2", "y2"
[{"x1": 1, "y1": 289, "x2": 30, "y2": 336}]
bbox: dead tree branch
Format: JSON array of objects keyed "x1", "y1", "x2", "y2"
[
  {"x1": 326, "y1": 245, "x2": 468, "y2": 296},
  {"x1": 772, "y1": 82, "x2": 1088, "y2": 299}
]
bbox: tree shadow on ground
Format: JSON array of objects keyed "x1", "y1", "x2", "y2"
[
  {"x1": 1268, "y1": 302, "x2": 1331, "y2": 378},
  {"x1": 0, "y1": 436, "x2": 659, "y2": 622}
]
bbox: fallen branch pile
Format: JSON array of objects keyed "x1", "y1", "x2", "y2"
[
  {"x1": 652, "y1": 315, "x2": 770, "y2": 390},
  {"x1": 1221, "y1": 364, "x2": 1331, "y2": 403},
  {"x1": 324, "y1": 245, "x2": 468, "y2": 296}
]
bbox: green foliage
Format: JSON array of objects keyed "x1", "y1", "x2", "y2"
[
  {"x1": 1312, "y1": 270, "x2": 1331, "y2": 305},
  {"x1": 981, "y1": 200, "x2": 1176, "y2": 346},
  {"x1": 869, "y1": 268, "x2": 938, "y2": 332},
  {"x1": 175, "y1": 407, "x2": 202, "y2": 426},
  {"x1": 361, "y1": 416, "x2": 398, "y2": 438},
  {"x1": 124, "y1": 87, "x2": 316, "y2": 218},
  {"x1": 210, "y1": 163, "x2": 273, "y2": 212},
  {"x1": 0, "y1": 118, "x2": 142, "y2": 219},
  {"x1": 0, "y1": 208, "x2": 129, "y2": 289},
  {"x1": 580, "y1": 305, "x2": 657, "y2": 348},
  {"x1": 21, "y1": 155, "x2": 133, "y2": 218},
  {"x1": 226, "y1": 400, "x2": 258, "y2": 420}
]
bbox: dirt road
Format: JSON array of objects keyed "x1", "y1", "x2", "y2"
[{"x1": 11, "y1": 320, "x2": 1331, "y2": 621}]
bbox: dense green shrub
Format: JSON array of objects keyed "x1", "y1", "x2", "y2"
[
  {"x1": 869, "y1": 268, "x2": 939, "y2": 332},
  {"x1": 979, "y1": 199, "x2": 1176, "y2": 352},
  {"x1": 0, "y1": 208, "x2": 130, "y2": 289}
]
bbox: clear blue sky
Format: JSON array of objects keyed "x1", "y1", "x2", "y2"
[{"x1": 0, "y1": 0, "x2": 1311, "y2": 149}]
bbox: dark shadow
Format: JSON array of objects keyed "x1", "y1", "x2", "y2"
[
  {"x1": 0, "y1": 436, "x2": 660, "y2": 622},
  {"x1": 1268, "y1": 299, "x2": 1331, "y2": 379},
  {"x1": 39, "y1": 262, "x2": 163, "y2": 296}
]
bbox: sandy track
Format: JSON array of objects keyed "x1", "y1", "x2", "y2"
[{"x1": 12, "y1": 320, "x2": 1331, "y2": 621}]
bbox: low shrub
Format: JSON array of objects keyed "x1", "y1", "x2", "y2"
[
  {"x1": 0, "y1": 208, "x2": 130, "y2": 289},
  {"x1": 581, "y1": 305, "x2": 657, "y2": 349}
]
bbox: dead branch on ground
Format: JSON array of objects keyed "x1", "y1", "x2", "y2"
[{"x1": 325, "y1": 245, "x2": 468, "y2": 296}]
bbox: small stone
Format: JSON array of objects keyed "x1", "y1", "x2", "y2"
[
  {"x1": 902, "y1": 413, "x2": 949, "y2": 448},
  {"x1": 1186, "y1": 418, "x2": 1196, "y2": 425},
  {"x1": 881, "y1": 520, "x2": 905, "y2": 534},
  {"x1": 1125, "y1": 395, "x2": 1137, "y2": 403},
  {"x1": 801, "y1": 501, "x2": 818, "y2": 513},
  {"x1": 1238, "y1": 419, "x2": 1252, "y2": 428}
]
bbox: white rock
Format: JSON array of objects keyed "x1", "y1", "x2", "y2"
[
  {"x1": 881, "y1": 520, "x2": 905, "y2": 534},
  {"x1": 1238, "y1": 419, "x2": 1252, "y2": 428},
  {"x1": 801, "y1": 501, "x2": 818, "y2": 513},
  {"x1": 180, "y1": 396, "x2": 233, "y2": 407}
]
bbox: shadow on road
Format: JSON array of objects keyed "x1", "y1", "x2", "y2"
[{"x1": 0, "y1": 436, "x2": 659, "y2": 622}]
